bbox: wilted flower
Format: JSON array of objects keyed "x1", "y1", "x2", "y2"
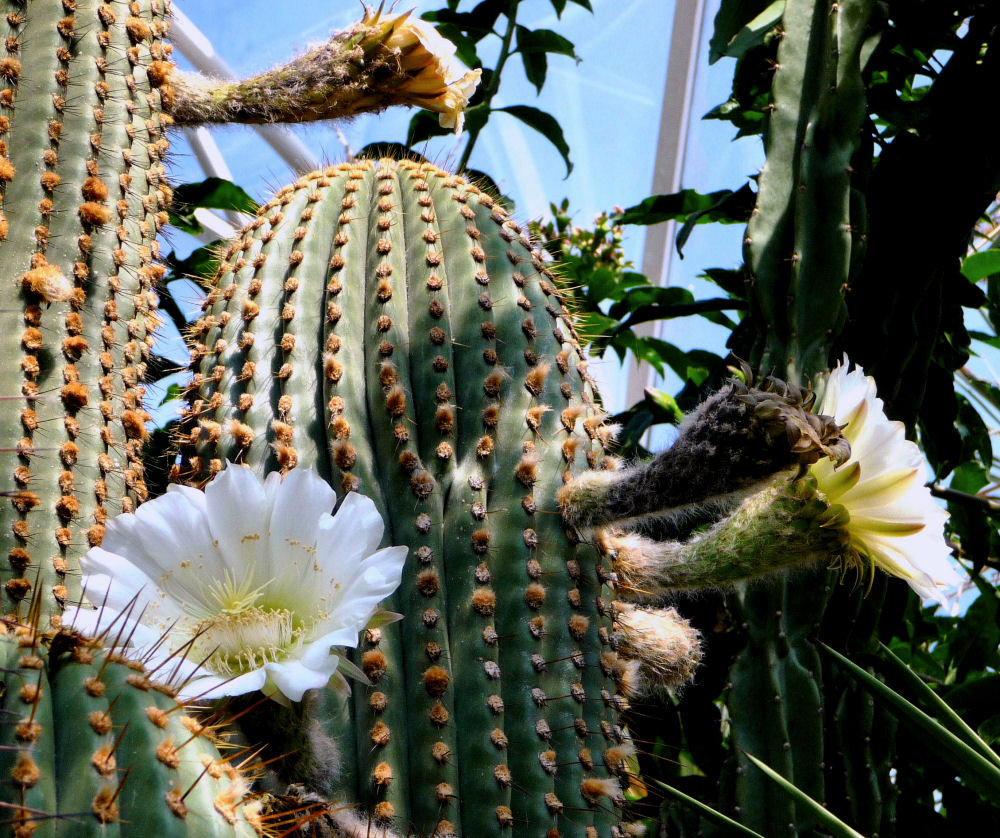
[
  {"x1": 812, "y1": 358, "x2": 959, "y2": 603},
  {"x1": 367, "y1": 8, "x2": 482, "y2": 133},
  {"x1": 65, "y1": 466, "x2": 407, "y2": 703}
]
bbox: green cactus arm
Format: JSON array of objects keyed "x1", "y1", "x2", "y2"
[
  {"x1": 47, "y1": 651, "x2": 123, "y2": 838},
  {"x1": 0, "y1": 628, "x2": 260, "y2": 835},
  {"x1": 786, "y1": 0, "x2": 873, "y2": 382},
  {"x1": 727, "y1": 584, "x2": 797, "y2": 833},
  {"x1": 0, "y1": 633, "x2": 58, "y2": 838},
  {"x1": 746, "y1": 0, "x2": 871, "y2": 382}
]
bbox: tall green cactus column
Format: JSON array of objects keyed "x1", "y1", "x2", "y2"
[
  {"x1": 181, "y1": 159, "x2": 635, "y2": 837},
  {"x1": 0, "y1": 0, "x2": 175, "y2": 622},
  {"x1": 0, "y1": 2, "x2": 259, "y2": 833},
  {"x1": 735, "y1": 0, "x2": 874, "y2": 833}
]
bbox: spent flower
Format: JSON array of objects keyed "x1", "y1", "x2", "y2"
[
  {"x1": 366, "y1": 8, "x2": 482, "y2": 133},
  {"x1": 65, "y1": 465, "x2": 406, "y2": 703}
]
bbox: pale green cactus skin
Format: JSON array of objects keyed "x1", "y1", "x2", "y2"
[
  {"x1": 0, "y1": 628, "x2": 260, "y2": 837},
  {"x1": 0, "y1": 1, "x2": 257, "y2": 833},
  {"x1": 181, "y1": 159, "x2": 634, "y2": 837},
  {"x1": 0, "y1": 0, "x2": 175, "y2": 624}
]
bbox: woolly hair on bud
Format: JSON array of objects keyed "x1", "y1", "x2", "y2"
[{"x1": 558, "y1": 374, "x2": 849, "y2": 532}]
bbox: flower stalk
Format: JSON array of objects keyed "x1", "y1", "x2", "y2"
[{"x1": 169, "y1": 7, "x2": 481, "y2": 131}]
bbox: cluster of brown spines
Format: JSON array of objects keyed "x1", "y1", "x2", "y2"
[
  {"x1": 489, "y1": 200, "x2": 636, "y2": 834},
  {"x1": 0, "y1": 623, "x2": 257, "y2": 835},
  {"x1": 2, "y1": 0, "x2": 175, "y2": 619}
]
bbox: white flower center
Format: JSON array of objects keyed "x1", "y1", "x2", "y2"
[{"x1": 194, "y1": 607, "x2": 301, "y2": 678}]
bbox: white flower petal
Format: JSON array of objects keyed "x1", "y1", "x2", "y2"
[
  {"x1": 179, "y1": 668, "x2": 268, "y2": 701},
  {"x1": 316, "y1": 492, "x2": 386, "y2": 582},
  {"x1": 206, "y1": 463, "x2": 275, "y2": 576},
  {"x1": 328, "y1": 547, "x2": 408, "y2": 634},
  {"x1": 264, "y1": 657, "x2": 340, "y2": 703},
  {"x1": 813, "y1": 357, "x2": 958, "y2": 603},
  {"x1": 261, "y1": 471, "x2": 339, "y2": 612},
  {"x1": 77, "y1": 466, "x2": 407, "y2": 705}
]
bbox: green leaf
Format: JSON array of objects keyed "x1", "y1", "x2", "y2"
[
  {"x1": 430, "y1": 21, "x2": 480, "y2": 67},
  {"x1": 497, "y1": 105, "x2": 572, "y2": 176},
  {"x1": 549, "y1": 0, "x2": 567, "y2": 17},
  {"x1": 518, "y1": 40, "x2": 548, "y2": 92},
  {"x1": 617, "y1": 184, "x2": 754, "y2": 230},
  {"x1": 165, "y1": 242, "x2": 222, "y2": 285},
  {"x1": 567, "y1": 0, "x2": 592, "y2": 9},
  {"x1": 644, "y1": 388, "x2": 685, "y2": 424},
  {"x1": 675, "y1": 184, "x2": 756, "y2": 256},
  {"x1": 821, "y1": 643, "x2": 1000, "y2": 799},
  {"x1": 950, "y1": 461, "x2": 988, "y2": 494},
  {"x1": 701, "y1": 267, "x2": 748, "y2": 297},
  {"x1": 743, "y1": 753, "x2": 866, "y2": 837},
  {"x1": 515, "y1": 26, "x2": 577, "y2": 93},
  {"x1": 962, "y1": 250, "x2": 1000, "y2": 282},
  {"x1": 709, "y1": 0, "x2": 775, "y2": 62},
  {"x1": 515, "y1": 26, "x2": 578, "y2": 59},
  {"x1": 653, "y1": 779, "x2": 765, "y2": 837},
  {"x1": 711, "y1": 0, "x2": 785, "y2": 62},
  {"x1": 168, "y1": 177, "x2": 258, "y2": 234},
  {"x1": 607, "y1": 285, "x2": 694, "y2": 320},
  {"x1": 158, "y1": 383, "x2": 183, "y2": 407},
  {"x1": 421, "y1": 0, "x2": 505, "y2": 44},
  {"x1": 876, "y1": 641, "x2": 1000, "y2": 769},
  {"x1": 406, "y1": 109, "x2": 455, "y2": 146}
]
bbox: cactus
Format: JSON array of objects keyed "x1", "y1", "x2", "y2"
[
  {"x1": 0, "y1": 622, "x2": 259, "y2": 836},
  {"x1": 732, "y1": 0, "x2": 876, "y2": 833},
  {"x1": 176, "y1": 153, "x2": 858, "y2": 835},
  {"x1": 178, "y1": 158, "x2": 649, "y2": 837},
  {"x1": 0, "y1": 2, "x2": 270, "y2": 833},
  {"x1": 0, "y1": 0, "x2": 177, "y2": 624}
]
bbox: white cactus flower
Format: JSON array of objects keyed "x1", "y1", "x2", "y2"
[
  {"x1": 376, "y1": 10, "x2": 482, "y2": 133},
  {"x1": 812, "y1": 358, "x2": 960, "y2": 604},
  {"x1": 65, "y1": 465, "x2": 407, "y2": 703}
]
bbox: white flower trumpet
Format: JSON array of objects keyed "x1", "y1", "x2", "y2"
[
  {"x1": 812, "y1": 358, "x2": 960, "y2": 603},
  {"x1": 65, "y1": 465, "x2": 407, "y2": 703}
]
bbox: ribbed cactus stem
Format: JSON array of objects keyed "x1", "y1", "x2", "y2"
[
  {"x1": 181, "y1": 160, "x2": 635, "y2": 837},
  {"x1": 0, "y1": 0, "x2": 172, "y2": 623},
  {"x1": 745, "y1": 0, "x2": 872, "y2": 381},
  {"x1": 0, "y1": 626, "x2": 259, "y2": 834},
  {"x1": 736, "y1": 0, "x2": 874, "y2": 830}
]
